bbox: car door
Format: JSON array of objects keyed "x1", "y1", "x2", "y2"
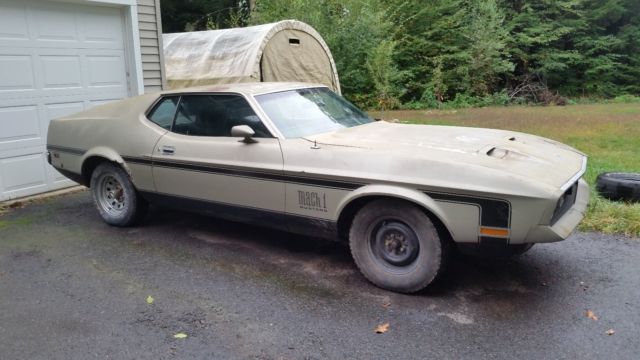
[{"x1": 151, "y1": 93, "x2": 285, "y2": 226}]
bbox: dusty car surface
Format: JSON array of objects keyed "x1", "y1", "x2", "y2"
[{"x1": 47, "y1": 82, "x2": 589, "y2": 293}]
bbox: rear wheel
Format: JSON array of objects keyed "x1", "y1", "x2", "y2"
[
  {"x1": 90, "y1": 162, "x2": 147, "y2": 226},
  {"x1": 349, "y1": 199, "x2": 448, "y2": 293}
]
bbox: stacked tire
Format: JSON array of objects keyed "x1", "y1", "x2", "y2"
[{"x1": 596, "y1": 173, "x2": 640, "y2": 203}]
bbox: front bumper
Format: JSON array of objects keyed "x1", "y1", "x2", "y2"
[{"x1": 523, "y1": 178, "x2": 590, "y2": 243}]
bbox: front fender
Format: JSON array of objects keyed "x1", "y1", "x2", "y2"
[{"x1": 336, "y1": 184, "x2": 455, "y2": 238}]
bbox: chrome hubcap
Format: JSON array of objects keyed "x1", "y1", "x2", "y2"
[{"x1": 97, "y1": 175, "x2": 126, "y2": 215}]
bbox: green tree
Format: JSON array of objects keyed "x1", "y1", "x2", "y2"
[
  {"x1": 160, "y1": 0, "x2": 248, "y2": 32},
  {"x1": 366, "y1": 40, "x2": 406, "y2": 109},
  {"x1": 466, "y1": 0, "x2": 514, "y2": 96},
  {"x1": 390, "y1": 0, "x2": 469, "y2": 102},
  {"x1": 571, "y1": 0, "x2": 640, "y2": 95},
  {"x1": 501, "y1": 0, "x2": 585, "y2": 91}
]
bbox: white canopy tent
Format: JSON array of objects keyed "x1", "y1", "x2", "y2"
[{"x1": 163, "y1": 20, "x2": 341, "y2": 93}]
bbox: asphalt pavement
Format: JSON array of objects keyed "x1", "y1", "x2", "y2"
[{"x1": 1, "y1": 190, "x2": 639, "y2": 359}]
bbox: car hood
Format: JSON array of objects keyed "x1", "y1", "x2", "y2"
[{"x1": 304, "y1": 121, "x2": 586, "y2": 191}]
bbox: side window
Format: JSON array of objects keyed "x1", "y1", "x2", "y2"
[
  {"x1": 171, "y1": 95, "x2": 272, "y2": 138},
  {"x1": 224, "y1": 96, "x2": 272, "y2": 138},
  {"x1": 147, "y1": 96, "x2": 179, "y2": 129}
]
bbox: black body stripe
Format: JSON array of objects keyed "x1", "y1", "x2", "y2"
[
  {"x1": 123, "y1": 156, "x2": 363, "y2": 190},
  {"x1": 424, "y1": 191, "x2": 511, "y2": 229},
  {"x1": 121, "y1": 156, "x2": 153, "y2": 166},
  {"x1": 47, "y1": 145, "x2": 86, "y2": 156}
]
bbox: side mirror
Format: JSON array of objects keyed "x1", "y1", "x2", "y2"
[{"x1": 231, "y1": 125, "x2": 256, "y2": 143}]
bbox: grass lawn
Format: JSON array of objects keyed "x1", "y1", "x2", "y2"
[{"x1": 370, "y1": 103, "x2": 640, "y2": 237}]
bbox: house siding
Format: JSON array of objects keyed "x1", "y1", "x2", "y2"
[{"x1": 137, "y1": 0, "x2": 165, "y2": 93}]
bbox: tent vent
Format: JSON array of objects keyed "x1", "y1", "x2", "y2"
[{"x1": 289, "y1": 38, "x2": 300, "y2": 45}]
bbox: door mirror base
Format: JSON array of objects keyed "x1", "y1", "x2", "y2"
[{"x1": 231, "y1": 125, "x2": 257, "y2": 143}]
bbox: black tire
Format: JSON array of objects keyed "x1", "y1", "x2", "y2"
[
  {"x1": 596, "y1": 172, "x2": 640, "y2": 203},
  {"x1": 90, "y1": 162, "x2": 148, "y2": 226},
  {"x1": 349, "y1": 199, "x2": 448, "y2": 293}
]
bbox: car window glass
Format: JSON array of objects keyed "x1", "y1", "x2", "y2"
[
  {"x1": 171, "y1": 95, "x2": 271, "y2": 138},
  {"x1": 255, "y1": 88, "x2": 372, "y2": 138},
  {"x1": 147, "y1": 96, "x2": 179, "y2": 129}
]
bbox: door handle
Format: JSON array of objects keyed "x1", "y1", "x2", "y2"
[{"x1": 160, "y1": 145, "x2": 175, "y2": 155}]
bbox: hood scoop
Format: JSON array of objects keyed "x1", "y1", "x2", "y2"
[
  {"x1": 486, "y1": 146, "x2": 530, "y2": 161},
  {"x1": 487, "y1": 146, "x2": 509, "y2": 159}
]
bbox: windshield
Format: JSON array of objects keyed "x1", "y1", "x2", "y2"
[{"x1": 255, "y1": 87, "x2": 373, "y2": 138}]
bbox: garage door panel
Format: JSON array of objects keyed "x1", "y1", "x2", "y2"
[
  {"x1": 0, "y1": 2, "x2": 28, "y2": 40},
  {"x1": 1, "y1": 153, "x2": 47, "y2": 191},
  {"x1": 40, "y1": 55, "x2": 83, "y2": 89},
  {"x1": 86, "y1": 55, "x2": 126, "y2": 87},
  {"x1": 0, "y1": 55, "x2": 35, "y2": 91},
  {"x1": 32, "y1": 5, "x2": 79, "y2": 43},
  {"x1": 45, "y1": 102, "x2": 85, "y2": 121},
  {"x1": 0, "y1": 105, "x2": 41, "y2": 152},
  {"x1": 81, "y1": 7, "x2": 124, "y2": 48}
]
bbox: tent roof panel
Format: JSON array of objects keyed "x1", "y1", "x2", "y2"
[{"x1": 163, "y1": 20, "x2": 340, "y2": 92}]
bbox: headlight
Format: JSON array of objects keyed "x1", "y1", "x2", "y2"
[{"x1": 551, "y1": 182, "x2": 579, "y2": 225}]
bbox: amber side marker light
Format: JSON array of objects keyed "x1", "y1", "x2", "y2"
[{"x1": 480, "y1": 227, "x2": 510, "y2": 237}]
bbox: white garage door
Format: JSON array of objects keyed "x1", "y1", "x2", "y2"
[{"x1": 0, "y1": 0, "x2": 130, "y2": 201}]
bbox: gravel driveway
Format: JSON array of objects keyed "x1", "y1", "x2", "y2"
[{"x1": 1, "y1": 190, "x2": 638, "y2": 359}]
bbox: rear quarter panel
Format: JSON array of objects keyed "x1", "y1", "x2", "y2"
[{"x1": 47, "y1": 94, "x2": 164, "y2": 191}]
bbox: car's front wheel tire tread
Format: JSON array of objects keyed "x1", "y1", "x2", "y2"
[{"x1": 349, "y1": 199, "x2": 448, "y2": 293}]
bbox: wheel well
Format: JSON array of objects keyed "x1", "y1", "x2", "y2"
[
  {"x1": 336, "y1": 195, "x2": 454, "y2": 244},
  {"x1": 81, "y1": 156, "x2": 117, "y2": 187}
]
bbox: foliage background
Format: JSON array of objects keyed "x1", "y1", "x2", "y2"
[{"x1": 160, "y1": 0, "x2": 640, "y2": 109}]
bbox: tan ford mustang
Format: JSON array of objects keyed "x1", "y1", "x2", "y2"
[{"x1": 47, "y1": 82, "x2": 589, "y2": 293}]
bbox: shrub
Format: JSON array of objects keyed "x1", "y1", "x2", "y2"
[{"x1": 610, "y1": 95, "x2": 640, "y2": 103}]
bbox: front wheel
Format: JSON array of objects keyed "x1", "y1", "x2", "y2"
[
  {"x1": 349, "y1": 199, "x2": 448, "y2": 293},
  {"x1": 90, "y1": 162, "x2": 148, "y2": 226}
]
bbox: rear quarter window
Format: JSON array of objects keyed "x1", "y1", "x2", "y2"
[{"x1": 147, "y1": 96, "x2": 180, "y2": 129}]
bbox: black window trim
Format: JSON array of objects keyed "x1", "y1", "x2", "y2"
[
  {"x1": 144, "y1": 92, "x2": 274, "y2": 138},
  {"x1": 145, "y1": 94, "x2": 181, "y2": 131}
]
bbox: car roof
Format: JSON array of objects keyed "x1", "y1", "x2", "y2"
[{"x1": 159, "y1": 82, "x2": 327, "y2": 96}]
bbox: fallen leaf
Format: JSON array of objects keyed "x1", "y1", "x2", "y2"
[
  {"x1": 580, "y1": 281, "x2": 589, "y2": 291},
  {"x1": 375, "y1": 323, "x2": 389, "y2": 334},
  {"x1": 146, "y1": 295, "x2": 154, "y2": 304},
  {"x1": 585, "y1": 310, "x2": 598, "y2": 321},
  {"x1": 606, "y1": 329, "x2": 615, "y2": 336},
  {"x1": 173, "y1": 333, "x2": 188, "y2": 339}
]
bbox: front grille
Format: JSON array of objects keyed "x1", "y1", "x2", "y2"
[{"x1": 551, "y1": 181, "x2": 579, "y2": 225}]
